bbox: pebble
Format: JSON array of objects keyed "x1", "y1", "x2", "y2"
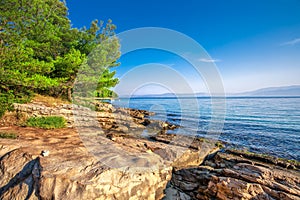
[{"x1": 41, "y1": 150, "x2": 50, "y2": 157}]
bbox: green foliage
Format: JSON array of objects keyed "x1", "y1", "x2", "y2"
[
  {"x1": 0, "y1": 131, "x2": 18, "y2": 139},
  {"x1": 74, "y1": 25, "x2": 120, "y2": 100},
  {"x1": 0, "y1": 0, "x2": 120, "y2": 115},
  {"x1": 26, "y1": 116, "x2": 66, "y2": 129},
  {"x1": 95, "y1": 69, "x2": 119, "y2": 97},
  {"x1": 0, "y1": 91, "x2": 32, "y2": 117},
  {"x1": 0, "y1": 0, "x2": 71, "y2": 95},
  {"x1": 0, "y1": 93, "x2": 14, "y2": 117}
]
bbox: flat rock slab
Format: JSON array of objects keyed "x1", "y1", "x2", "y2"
[{"x1": 0, "y1": 126, "x2": 216, "y2": 199}]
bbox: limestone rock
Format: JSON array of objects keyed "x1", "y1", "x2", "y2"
[
  {"x1": 0, "y1": 130, "x2": 173, "y2": 200},
  {"x1": 6, "y1": 102, "x2": 299, "y2": 199},
  {"x1": 0, "y1": 149, "x2": 41, "y2": 200},
  {"x1": 0, "y1": 123, "x2": 219, "y2": 200},
  {"x1": 167, "y1": 151, "x2": 300, "y2": 200}
]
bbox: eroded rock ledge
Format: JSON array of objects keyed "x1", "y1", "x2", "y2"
[
  {"x1": 0, "y1": 129, "x2": 218, "y2": 199},
  {"x1": 166, "y1": 150, "x2": 300, "y2": 200},
  {"x1": 0, "y1": 102, "x2": 299, "y2": 199},
  {"x1": 0, "y1": 102, "x2": 218, "y2": 199}
]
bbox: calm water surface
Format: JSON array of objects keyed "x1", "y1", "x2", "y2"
[{"x1": 112, "y1": 97, "x2": 300, "y2": 160}]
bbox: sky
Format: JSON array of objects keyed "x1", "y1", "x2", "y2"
[{"x1": 67, "y1": 0, "x2": 300, "y2": 95}]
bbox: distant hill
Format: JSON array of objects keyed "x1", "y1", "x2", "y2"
[
  {"x1": 236, "y1": 85, "x2": 300, "y2": 97},
  {"x1": 127, "y1": 92, "x2": 207, "y2": 98},
  {"x1": 119, "y1": 85, "x2": 300, "y2": 98}
]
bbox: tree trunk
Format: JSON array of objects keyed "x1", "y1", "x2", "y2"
[{"x1": 67, "y1": 87, "x2": 72, "y2": 102}]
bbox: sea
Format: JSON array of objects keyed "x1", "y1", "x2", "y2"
[{"x1": 112, "y1": 97, "x2": 300, "y2": 161}]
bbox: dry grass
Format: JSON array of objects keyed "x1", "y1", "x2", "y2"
[
  {"x1": 0, "y1": 131, "x2": 18, "y2": 139},
  {"x1": 32, "y1": 94, "x2": 70, "y2": 107},
  {"x1": 0, "y1": 111, "x2": 18, "y2": 127}
]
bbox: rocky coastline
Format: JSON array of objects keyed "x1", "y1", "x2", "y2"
[{"x1": 0, "y1": 101, "x2": 299, "y2": 199}]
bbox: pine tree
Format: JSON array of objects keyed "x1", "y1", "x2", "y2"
[
  {"x1": 0, "y1": 0, "x2": 120, "y2": 116},
  {"x1": 96, "y1": 69, "x2": 119, "y2": 97}
]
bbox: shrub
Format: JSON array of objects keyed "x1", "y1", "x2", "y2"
[
  {"x1": 26, "y1": 116, "x2": 66, "y2": 129},
  {"x1": 0, "y1": 92, "x2": 15, "y2": 118},
  {"x1": 0, "y1": 91, "x2": 33, "y2": 118}
]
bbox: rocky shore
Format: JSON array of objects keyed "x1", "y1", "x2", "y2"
[
  {"x1": 166, "y1": 149, "x2": 300, "y2": 200},
  {"x1": 0, "y1": 101, "x2": 299, "y2": 199}
]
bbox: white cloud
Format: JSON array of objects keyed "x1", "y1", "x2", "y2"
[
  {"x1": 281, "y1": 38, "x2": 300, "y2": 46},
  {"x1": 198, "y1": 58, "x2": 221, "y2": 63}
]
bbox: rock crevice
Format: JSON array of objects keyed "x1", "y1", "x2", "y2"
[
  {"x1": 0, "y1": 149, "x2": 42, "y2": 200},
  {"x1": 166, "y1": 151, "x2": 300, "y2": 200}
]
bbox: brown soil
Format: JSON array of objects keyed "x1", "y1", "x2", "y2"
[{"x1": 0, "y1": 126, "x2": 87, "y2": 161}]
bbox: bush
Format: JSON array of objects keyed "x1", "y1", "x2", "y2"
[
  {"x1": 26, "y1": 116, "x2": 66, "y2": 129},
  {"x1": 0, "y1": 91, "x2": 33, "y2": 118},
  {"x1": 0, "y1": 92, "x2": 15, "y2": 118}
]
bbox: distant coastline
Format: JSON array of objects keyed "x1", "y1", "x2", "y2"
[
  {"x1": 118, "y1": 85, "x2": 300, "y2": 98},
  {"x1": 117, "y1": 96, "x2": 300, "y2": 99}
]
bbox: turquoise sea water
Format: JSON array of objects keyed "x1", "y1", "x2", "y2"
[{"x1": 112, "y1": 97, "x2": 300, "y2": 160}]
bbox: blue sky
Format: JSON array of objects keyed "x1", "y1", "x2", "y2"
[{"x1": 67, "y1": 0, "x2": 300, "y2": 95}]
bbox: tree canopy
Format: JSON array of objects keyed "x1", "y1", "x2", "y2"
[{"x1": 0, "y1": 0, "x2": 120, "y2": 116}]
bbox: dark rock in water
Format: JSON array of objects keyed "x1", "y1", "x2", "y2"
[
  {"x1": 140, "y1": 119, "x2": 151, "y2": 126},
  {"x1": 167, "y1": 113, "x2": 179, "y2": 117}
]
